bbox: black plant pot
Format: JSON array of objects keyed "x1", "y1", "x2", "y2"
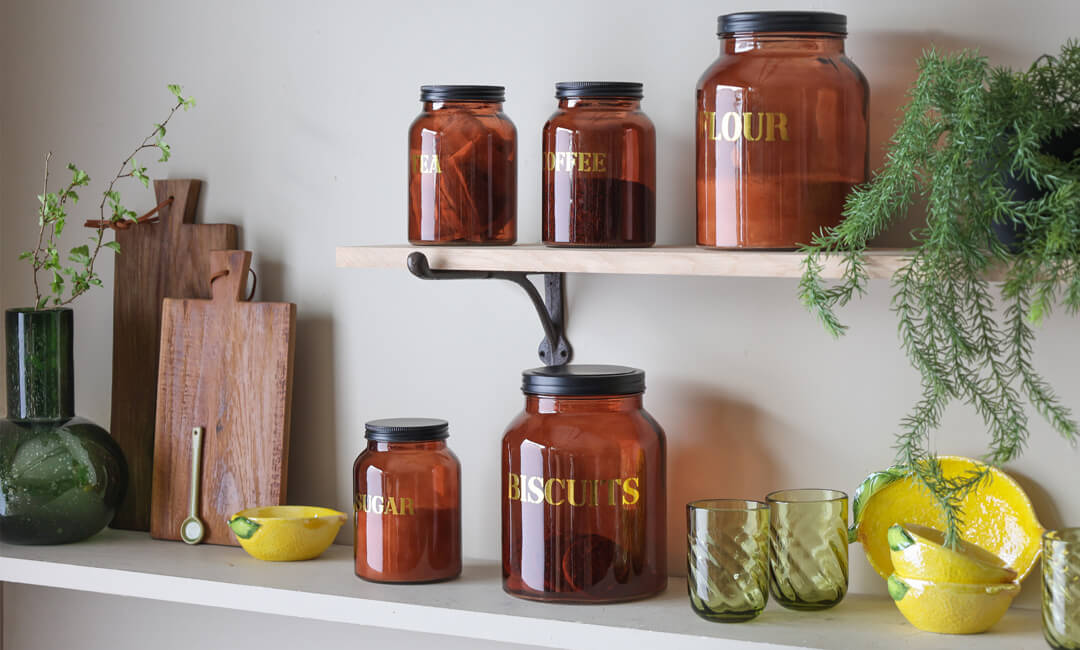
[{"x1": 996, "y1": 127, "x2": 1080, "y2": 250}]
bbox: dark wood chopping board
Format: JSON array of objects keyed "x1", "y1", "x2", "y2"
[
  {"x1": 110, "y1": 179, "x2": 238, "y2": 531},
  {"x1": 150, "y1": 250, "x2": 296, "y2": 545}
]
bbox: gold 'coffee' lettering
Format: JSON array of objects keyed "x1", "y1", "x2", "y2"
[
  {"x1": 354, "y1": 494, "x2": 415, "y2": 516},
  {"x1": 545, "y1": 151, "x2": 609, "y2": 173},
  {"x1": 506, "y1": 473, "x2": 641, "y2": 507},
  {"x1": 699, "y1": 111, "x2": 790, "y2": 142},
  {"x1": 412, "y1": 153, "x2": 442, "y2": 174}
]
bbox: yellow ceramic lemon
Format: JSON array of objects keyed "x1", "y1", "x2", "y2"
[
  {"x1": 887, "y1": 574, "x2": 1019, "y2": 634},
  {"x1": 888, "y1": 523, "x2": 1017, "y2": 584},
  {"x1": 851, "y1": 456, "x2": 1043, "y2": 581},
  {"x1": 228, "y1": 506, "x2": 346, "y2": 562}
]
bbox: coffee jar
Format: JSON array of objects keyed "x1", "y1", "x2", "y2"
[
  {"x1": 353, "y1": 418, "x2": 461, "y2": 583},
  {"x1": 696, "y1": 12, "x2": 869, "y2": 249},
  {"x1": 501, "y1": 365, "x2": 667, "y2": 603},
  {"x1": 408, "y1": 85, "x2": 517, "y2": 245},
  {"x1": 542, "y1": 82, "x2": 656, "y2": 247}
]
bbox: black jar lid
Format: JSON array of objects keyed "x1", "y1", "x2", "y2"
[
  {"x1": 718, "y1": 12, "x2": 847, "y2": 36},
  {"x1": 555, "y1": 82, "x2": 644, "y2": 100},
  {"x1": 522, "y1": 364, "x2": 645, "y2": 396},
  {"x1": 365, "y1": 418, "x2": 449, "y2": 442},
  {"x1": 420, "y1": 85, "x2": 505, "y2": 102}
]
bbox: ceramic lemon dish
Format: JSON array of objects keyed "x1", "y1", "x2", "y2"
[
  {"x1": 888, "y1": 523, "x2": 1017, "y2": 584},
  {"x1": 887, "y1": 574, "x2": 1020, "y2": 634},
  {"x1": 228, "y1": 506, "x2": 346, "y2": 561},
  {"x1": 849, "y1": 456, "x2": 1044, "y2": 581}
]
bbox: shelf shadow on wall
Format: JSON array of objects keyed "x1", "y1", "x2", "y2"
[
  {"x1": 850, "y1": 30, "x2": 1025, "y2": 249},
  {"x1": 664, "y1": 385, "x2": 783, "y2": 577},
  {"x1": 250, "y1": 258, "x2": 341, "y2": 523}
]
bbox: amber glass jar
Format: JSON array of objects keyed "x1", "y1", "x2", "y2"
[
  {"x1": 696, "y1": 12, "x2": 868, "y2": 249},
  {"x1": 501, "y1": 365, "x2": 667, "y2": 603},
  {"x1": 408, "y1": 85, "x2": 517, "y2": 245},
  {"x1": 542, "y1": 82, "x2": 656, "y2": 247},
  {"x1": 353, "y1": 418, "x2": 461, "y2": 583}
]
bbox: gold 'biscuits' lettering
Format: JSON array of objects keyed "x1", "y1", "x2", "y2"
[{"x1": 506, "y1": 473, "x2": 641, "y2": 507}]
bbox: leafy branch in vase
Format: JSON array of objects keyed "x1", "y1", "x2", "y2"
[{"x1": 21, "y1": 84, "x2": 196, "y2": 309}]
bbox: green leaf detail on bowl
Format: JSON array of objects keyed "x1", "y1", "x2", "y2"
[
  {"x1": 887, "y1": 575, "x2": 910, "y2": 601},
  {"x1": 888, "y1": 524, "x2": 915, "y2": 551},
  {"x1": 228, "y1": 516, "x2": 261, "y2": 539},
  {"x1": 850, "y1": 467, "x2": 906, "y2": 543}
]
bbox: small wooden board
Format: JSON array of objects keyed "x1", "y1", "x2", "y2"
[
  {"x1": 110, "y1": 179, "x2": 238, "y2": 531},
  {"x1": 150, "y1": 250, "x2": 296, "y2": 545}
]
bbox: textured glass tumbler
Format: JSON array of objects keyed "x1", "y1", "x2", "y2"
[
  {"x1": 1044, "y1": 528, "x2": 1080, "y2": 649},
  {"x1": 766, "y1": 489, "x2": 848, "y2": 611},
  {"x1": 686, "y1": 499, "x2": 770, "y2": 622}
]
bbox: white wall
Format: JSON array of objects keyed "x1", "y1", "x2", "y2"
[{"x1": 3, "y1": 0, "x2": 1079, "y2": 648}]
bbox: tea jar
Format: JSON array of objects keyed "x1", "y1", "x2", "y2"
[
  {"x1": 501, "y1": 365, "x2": 667, "y2": 603},
  {"x1": 408, "y1": 85, "x2": 517, "y2": 245},
  {"x1": 542, "y1": 82, "x2": 656, "y2": 247},
  {"x1": 696, "y1": 12, "x2": 869, "y2": 249},
  {"x1": 353, "y1": 418, "x2": 461, "y2": 583}
]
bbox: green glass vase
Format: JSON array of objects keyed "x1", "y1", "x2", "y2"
[{"x1": 0, "y1": 308, "x2": 127, "y2": 544}]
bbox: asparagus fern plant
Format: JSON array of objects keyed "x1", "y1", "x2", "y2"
[
  {"x1": 20, "y1": 85, "x2": 195, "y2": 308},
  {"x1": 800, "y1": 42, "x2": 1080, "y2": 548}
]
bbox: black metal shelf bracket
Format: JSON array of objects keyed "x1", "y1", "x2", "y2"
[{"x1": 407, "y1": 251, "x2": 572, "y2": 366}]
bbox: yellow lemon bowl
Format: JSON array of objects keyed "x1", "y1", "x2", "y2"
[
  {"x1": 887, "y1": 574, "x2": 1020, "y2": 634},
  {"x1": 888, "y1": 523, "x2": 1017, "y2": 584},
  {"x1": 227, "y1": 506, "x2": 346, "y2": 562},
  {"x1": 851, "y1": 456, "x2": 1044, "y2": 581}
]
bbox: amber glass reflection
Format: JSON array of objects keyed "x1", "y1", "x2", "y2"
[
  {"x1": 408, "y1": 101, "x2": 517, "y2": 245},
  {"x1": 543, "y1": 98, "x2": 656, "y2": 247},
  {"x1": 353, "y1": 440, "x2": 461, "y2": 583},
  {"x1": 502, "y1": 394, "x2": 667, "y2": 603},
  {"x1": 696, "y1": 33, "x2": 869, "y2": 249}
]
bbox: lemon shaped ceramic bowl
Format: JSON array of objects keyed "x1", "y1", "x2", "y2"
[
  {"x1": 851, "y1": 456, "x2": 1043, "y2": 581},
  {"x1": 887, "y1": 574, "x2": 1020, "y2": 634},
  {"x1": 888, "y1": 523, "x2": 1017, "y2": 584},
  {"x1": 227, "y1": 506, "x2": 346, "y2": 562}
]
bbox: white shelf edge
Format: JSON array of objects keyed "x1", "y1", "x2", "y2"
[{"x1": 0, "y1": 531, "x2": 1043, "y2": 650}]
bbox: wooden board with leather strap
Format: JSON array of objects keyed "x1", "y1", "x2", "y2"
[
  {"x1": 150, "y1": 249, "x2": 295, "y2": 545},
  {"x1": 109, "y1": 179, "x2": 238, "y2": 531}
]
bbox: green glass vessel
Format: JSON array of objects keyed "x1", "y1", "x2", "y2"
[
  {"x1": 686, "y1": 499, "x2": 770, "y2": 622},
  {"x1": 1044, "y1": 528, "x2": 1080, "y2": 650},
  {"x1": 0, "y1": 308, "x2": 127, "y2": 544},
  {"x1": 766, "y1": 488, "x2": 849, "y2": 611}
]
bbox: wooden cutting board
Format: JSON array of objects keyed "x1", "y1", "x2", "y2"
[
  {"x1": 110, "y1": 179, "x2": 238, "y2": 531},
  {"x1": 150, "y1": 250, "x2": 296, "y2": 545}
]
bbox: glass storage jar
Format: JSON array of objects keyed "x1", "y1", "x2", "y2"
[
  {"x1": 408, "y1": 85, "x2": 517, "y2": 245},
  {"x1": 542, "y1": 82, "x2": 656, "y2": 247},
  {"x1": 696, "y1": 12, "x2": 869, "y2": 249},
  {"x1": 353, "y1": 418, "x2": 461, "y2": 583},
  {"x1": 501, "y1": 365, "x2": 667, "y2": 603}
]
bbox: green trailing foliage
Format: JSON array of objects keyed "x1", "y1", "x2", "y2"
[
  {"x1": 800, "y1": 43, "x2": 1080, "y2": 549},
  {"x1": 21, "y1": 85, "x2": 195, "y2": 308}
]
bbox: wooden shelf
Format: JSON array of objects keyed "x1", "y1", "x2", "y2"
[
  {"x1": 335, "y1": 244, "x2": 915, "y2": 279},
  {"x1": 0, "y1": 530, "x2": 1044, "y2": 649}
]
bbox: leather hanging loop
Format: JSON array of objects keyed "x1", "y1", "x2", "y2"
[
  {"x1": 85, "y1": 196, "x2": 173, "y2": 230},
  {"x1": 209, "y1": 266, "x2": 258, "y2": 302}
]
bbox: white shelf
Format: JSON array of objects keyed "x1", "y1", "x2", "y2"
[
  {"x1": 335, "y1": 244, "x2": 922, "y2": 279},
  {"x1": 0, "y1": 530, "x2": 1043, "y2": 649}
]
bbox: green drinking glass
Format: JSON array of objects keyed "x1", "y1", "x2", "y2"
[
  {"x1": 1044, "y1": 528, "x2": 1080, "y2": 649},
  {"x1": 766, "y1": 488, "x2": 848, "y2": 611},
  {"x1": 686, "y1": 499, "x2": 770, "y2": 622}
]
